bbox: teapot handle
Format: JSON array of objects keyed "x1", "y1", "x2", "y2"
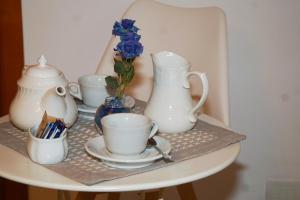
[{"x1": 183, "y1": 72, "x2": 209, "y2": 123}]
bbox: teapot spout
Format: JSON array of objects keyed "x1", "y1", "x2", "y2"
[
  {"x1": 56, "y1": 86, "x2": 66, "y2": 97},
  {"x1": 41, "y1": 86, "x2": 67, "y2": 119}
]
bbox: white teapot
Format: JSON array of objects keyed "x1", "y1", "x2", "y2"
[{"x1": 9, "y1": 55, "x2": 78, "y2": 130}]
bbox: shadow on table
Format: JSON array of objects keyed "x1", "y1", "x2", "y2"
[
  {"x1": 193, "y1": 162, "x2": 247, "y2": 200},
  {"x1": 163, "y1": 162, "x2": 247, "y2": 200}
]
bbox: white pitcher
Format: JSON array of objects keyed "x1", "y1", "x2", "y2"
[{"x1": 144, "y1": 51, "x2": 209, "y2": 133}]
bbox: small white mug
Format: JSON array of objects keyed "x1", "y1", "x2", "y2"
[
  {"x1": 68, "y1": 74, "x2": 109, "y2": 108},
  {"x1": 101, "y1": 113, "x2": 158, "y2": 159},
  {"x1": 27, "y1": 128, "x2": 68, "y2": 164}
]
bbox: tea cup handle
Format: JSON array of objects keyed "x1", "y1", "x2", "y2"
[
  {"x1": 149, "y1": 121, "x2": 159, "y2": 138},
  {"x1": 67, "y1": 82, "x2": 82, "y2": 100},
  {"x1": 183, "y1": 72, "x2": 209, "y2": 123}
]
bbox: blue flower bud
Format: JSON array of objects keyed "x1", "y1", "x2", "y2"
[
  {"x1": 116, "y1": 40, "x2": 143, "y2": 59},
  {"x1": 112, "y1": 19, "x2": 139, "y2": 36},
  {"x1": 120, "y1": 32, "x2": 141, "y2": 42}
]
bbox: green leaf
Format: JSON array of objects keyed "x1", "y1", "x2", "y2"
[
  {"x1": 105, "y1": 76, "x2": 119, "y2": 89},
  {"x1": 125, "y1": 65, "x2": 134, "y2": 84},
  {"x1": 114, "y1": 59, "x2": 126, "y2": 75}
]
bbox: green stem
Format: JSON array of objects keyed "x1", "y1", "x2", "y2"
[
  {"x1": 116, "y1": 69, "x2": 127, "y2": 98},
  {"x1": 115, "y1": 58, "x2": 134, "y2": 98}
]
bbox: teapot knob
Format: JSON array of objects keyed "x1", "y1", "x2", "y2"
[{"x1": 38, "y1": 55, "x2": 47, "y2": 67}]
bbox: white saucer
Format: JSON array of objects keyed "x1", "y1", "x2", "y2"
[
  {"x1": 85, "y1": 136, "x2": 171, "y2": 169},
  {"x1": 76, "y1": 102, "x2": 97, "y2": 120},
  {"x1": 77, "y1": 103, "x2": 98, "y2": 114}
]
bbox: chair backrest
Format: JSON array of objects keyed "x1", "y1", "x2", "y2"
[{"x1": 96, "y1": 0, "x2": 230, "y2": 126}]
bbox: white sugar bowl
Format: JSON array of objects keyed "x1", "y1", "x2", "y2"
[{"x1": 27, "y1": 127, "x2": 68, "y2": 164}]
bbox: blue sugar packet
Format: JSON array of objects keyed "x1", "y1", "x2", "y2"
[
  {"x1": 49, "y1": 120, "x2": 66, "y2": 139},
  {"x1": 38, "y1": 118, "x2": 66, "y2": 139},
  {"x1": 45, "y1": 123, "x2": 57, "y2": 139},
  {"x1": 35, "y1": 112, "x2": 67, "y2": 139},
  {"x1": 41, "y1": 123, "x2": 54, "y2": 139},
  {"x1": 54, "y1": 120, "x2": 66, "y2": 138}
]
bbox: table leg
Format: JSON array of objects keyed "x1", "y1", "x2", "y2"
[
  {"x1": 0, "y1": 179, "x2": 3, "y2": 200},
  {"x1": 138, "y1": 191, "x2": 146, "y2": 200},
  {"x1": 63, "y1": 191, "x2": 71, "y2": 200},
  {"x1": 0, "y1": 179, "x2": 28, "y2": 200},
  {"x1": 177, "y1": 183, "x2": 197, "y2": 200},
  {"x1": 107, "y1": 192, "x2": 121, "y2": 200},
  {"x1": 57, "y1": 190, "x2": 71, "y2": 200},
  {"x1": 158, "y1": 189, "x2": 164, "y2": 200},
  {"x1": 144, "y1": 189, "x2": 164, "y2": 200},
  {"x1": 57, "y1": 190, "x2": 63, "y2": 200},
  {"x1": 75, "y1": 192, "x2": 98, "y2": 200}
]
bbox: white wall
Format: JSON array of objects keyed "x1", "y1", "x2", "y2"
[
  {"x1": 22, "y1": 0, "x2": 134, "y2": 81},
  {"x1": 22, "y1": 0, "x2": 300, "y2": 200}
]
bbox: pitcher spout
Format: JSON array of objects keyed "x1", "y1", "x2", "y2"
[{"x1": 151, "y1": 51, "x2": 189, "y2": 69}]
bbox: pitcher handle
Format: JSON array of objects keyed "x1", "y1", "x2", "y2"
[{"x1": 183, "y1": 72, "x2": 209, "y2": 123}]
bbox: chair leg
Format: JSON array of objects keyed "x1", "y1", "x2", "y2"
[
  {"x1": 107, "y1": 192, "x2": 121, "y2": 200},
  {"x1": 75, "y1": 192, "x2": 98, "y2": 200},
  {"x1": 176, "y1": 183, "x2": 197, "y2": 200}
]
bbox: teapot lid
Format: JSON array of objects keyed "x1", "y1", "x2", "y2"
[
  {"x1": 18, "y1": 55, "x2": 67, "y2": 88},
  {"x1": 25, "y1": 55, "x2": 61, "y2": 78}
]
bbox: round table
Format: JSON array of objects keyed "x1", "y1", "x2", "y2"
[{"x1": 0, "y1": 114, "x2": 240, "y2": 193}]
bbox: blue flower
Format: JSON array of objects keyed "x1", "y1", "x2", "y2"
[
  {"x1": 112, "y1": 21, "x2": 125, "y2": 36},
  {"x1": 116, "y1": 40, "x2": 143, "y2": 59},
  {"x1": 121, "y1": 32, "x2": 141, "y2": 42},
  {"x1": 112, "y1": 19, "x2": 139, "y2": 36},
  {"x1": 106, "y1": 18, "x2": 143, "y2": 98},
  {"x1": 121, "y1": 19, "x2": 135, "y2": 29}
]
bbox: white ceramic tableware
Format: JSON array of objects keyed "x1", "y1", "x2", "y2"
[
  {"x1": 144, "y1": 51, "x2": 209, "y2": 133},
  {"x1": 101, "y1": 113, "x2": 158, "y2": 159},
  {"x1": 76, "y1": 101, "x2": 97, "y2": 120},
  {"x1": 27, "y1": 127, "x2": 68, "y2": 165},
  {"x1": 9, "y1": 55, "x2": 78, "y2": 131},
  {"x1": 68, "y1": 74, "x2": 109, "y2": 108},
  {"x1": 85, "y1": 136, "x2": 171, "y2": 169}
]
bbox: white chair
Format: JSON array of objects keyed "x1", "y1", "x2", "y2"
[
  {"x1": 96, "y1": 1, "x2": 230, "y2": 199},
  {"x1": 97, "y1": 0, "x2": 229, "y2": 126}
]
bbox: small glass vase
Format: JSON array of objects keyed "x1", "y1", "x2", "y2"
[{"x1": 94, "y1": 96, "x2": 131, "y2": 133}]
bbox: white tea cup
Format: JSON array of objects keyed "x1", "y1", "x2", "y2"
[
  {"x1": 101, "y1": 113, "x2": 158, "y2": 159},
  {"x1": 68, "y1": 74, "x2": 109, "y2": 108},
  {"x1": 27, "y1": 127, "x2": 68, "y2": 165}
]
